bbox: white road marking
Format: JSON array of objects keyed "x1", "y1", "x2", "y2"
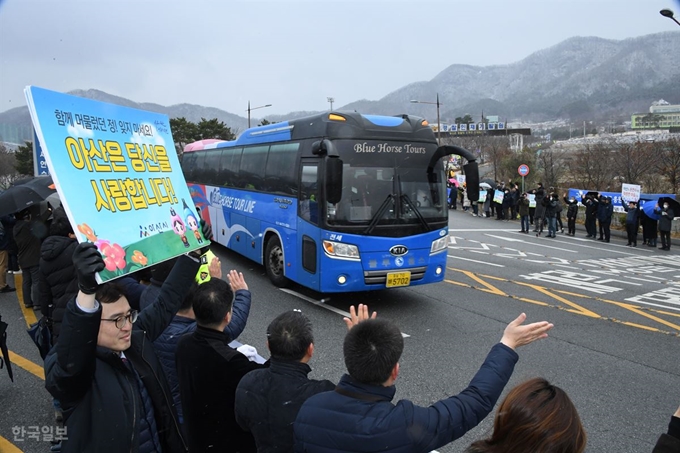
[
  {"x1": 448, "y1": 229, "x2": 517, "y2": 232},
  {"x1": 448, "y1": 255, "x2": 505, "y2": 267},
  {"x1": 485, "y1": 233, "x2": 578, "y2": 253},
  {"x1": 279, "y1": 289, "x2": 411, "y2": 337}
]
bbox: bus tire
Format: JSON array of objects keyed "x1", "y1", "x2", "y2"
[{"x1": 265, "y1": 236, "x2": 288, "y2": 287}]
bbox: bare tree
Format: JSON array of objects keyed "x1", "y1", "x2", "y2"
[
  {"x1": 0, "y1": 144, "x2": 19, "y2": 189},
  {"x1": 656, "y1": 138, "x2": 680, "y2": 195},
  {"x1": 567, "y1": 143, "x2": 614, "y2": 190},
  {"x1": 611, "y1": 141, "x2": 660, "y2": 188},
  {"x1": 536, "y1": 146, "x2": 567, "y2": 190}
]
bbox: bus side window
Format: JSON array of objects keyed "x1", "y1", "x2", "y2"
[
  {"x1": 182, "y1": 152, "x2": 197, "y2": 182},
  {"x1": 239, "y1": 145, "x2": 268, "y2": 191},
  {"x1": 266, "y1": 143, "x2": 299, "y2": 195},
  {"x1": 300, "y1": 163, "x2": 318, "y2": 224},
  {"x1": 204, "y1": 150, "x2": 223, "y2": 186},
  {"x1": 220, "y1": 147, "x2": 242, "y2": 188},
  {"x1": 193, "y1": 151, "x2": 207, "y2": 183}
]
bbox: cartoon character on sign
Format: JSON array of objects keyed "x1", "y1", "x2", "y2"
[
  {"x1": 182, "y1": 198, "x2": 203, "y2": 244},
  {"x1": 170, "y1": 206, "x2": 189, "y2": 248}
]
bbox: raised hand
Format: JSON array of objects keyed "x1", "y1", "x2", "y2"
[
  {"x1": 208, "y1": 256, "x2": 222, "y2": 279},
  {"x1": 343, "y1": 304, "x2": 377, "y2": 330},
  {"x1": 227, "y1": 270, "x2": 248, "y2": 292},
  {"x1": 72, "y1": 242, "x2": 105, "y2": 295},
  {"x1": 500, "y1": 313, "x2": 553, "y2": 350}
]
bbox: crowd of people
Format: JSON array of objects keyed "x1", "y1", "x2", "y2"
[
  {"x1": 447, "y1": 179, "x2": 676, "y2": 249},
  {"x1": 2, "y1": 199, "x2": 679, "y2": 452}
]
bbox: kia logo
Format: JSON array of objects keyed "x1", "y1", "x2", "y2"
[{"x1": 390, "y1": 245, "x2": 408, "y2": 256}]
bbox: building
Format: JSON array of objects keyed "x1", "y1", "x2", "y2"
[{"x1": 631, "y1": 100, "x2": 680, "y2": 130}]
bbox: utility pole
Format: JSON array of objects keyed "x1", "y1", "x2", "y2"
[{"x1": 327, "y1": 97, "x2": 334, "y2": 111}]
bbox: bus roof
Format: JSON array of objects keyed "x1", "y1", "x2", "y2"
[{"x1": 183, "y1": 112, "x2": 435, "y2": 152}]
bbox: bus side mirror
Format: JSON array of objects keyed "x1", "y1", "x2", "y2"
[
  {"x1": 326, "y1": 157, "x2": 343, "y2": 204},
  {"x1": 463, "y1": 161, "x2": 479, "y2": 202},
  {"x1": 312, "y1": 139, "x2": 339, "y2": 157}
]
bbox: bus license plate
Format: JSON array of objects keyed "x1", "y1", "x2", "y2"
[{"x1": 386, "y1": 272, "x2": 411, "y2": 288}]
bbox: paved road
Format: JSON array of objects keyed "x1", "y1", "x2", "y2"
[{"x1": 1, "y1": 209, "x2": 678, "y2": 452}]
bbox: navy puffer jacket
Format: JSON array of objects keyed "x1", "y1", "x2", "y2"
[{"x1": 294, "y1": 343, "x2": 518, "y2": 453}]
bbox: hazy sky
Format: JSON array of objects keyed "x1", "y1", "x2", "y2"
[{"x1": 1, "y1": 0, "x2": 679, "y2": 117}]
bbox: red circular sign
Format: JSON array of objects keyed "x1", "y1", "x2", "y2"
[{"x1": 518, "y1": 164, "x2": 530, "y2": 176}]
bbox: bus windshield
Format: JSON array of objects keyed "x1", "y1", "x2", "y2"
[{"x1": 326, "y1": 140, "x2": 447, "y2": 232}]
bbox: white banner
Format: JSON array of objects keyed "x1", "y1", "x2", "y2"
[{"x1": 621, "y1": 183, "x2": 641, "y2": 202}]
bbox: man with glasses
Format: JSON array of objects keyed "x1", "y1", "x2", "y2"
[{"x1": 44, "y1": 220, "x2": 210, "y2": 453}]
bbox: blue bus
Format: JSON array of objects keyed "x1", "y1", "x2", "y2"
[{"x1": 181, "y1": 112, "x2": 479, "y2": 292}]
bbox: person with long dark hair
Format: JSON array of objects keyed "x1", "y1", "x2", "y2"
[{"x1": 467, "y1": 377, "x2": 586, "y2": 453}]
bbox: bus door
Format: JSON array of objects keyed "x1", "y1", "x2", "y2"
[{"x1": 296, "y1": 159, "x2": 321, "y2": 291}]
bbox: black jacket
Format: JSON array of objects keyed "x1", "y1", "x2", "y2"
[
  {"x1": 38, "y1": 235, "x2": 78, "y2": 341},
  {"x1": 235, "y1": 358, "x2": 335, "y2": 453},
  {"x1": 564, "y1": 197, "x2": 579, "y2": 219},
  {"x1": 44, "y1": 255, "x2": 199, "y2": 453},
  {"x1": 653, "y1": 415, "x2": 680, "y2": 452},
  {"x1": 177, "y1": 325, "x2": 268, "y2": 453},
  {"x1": 655, "y1": 207, "x2": 675, "y2": 232},
  {"x1": 14, "y1": 219, "x2": 47, "y2": 268}
]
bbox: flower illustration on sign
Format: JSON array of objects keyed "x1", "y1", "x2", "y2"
[
  {"x1": 97, "y1": 240, "x2": 127, "y2": 271},
  {"x1": 131, "y1": 250, "x2": 148, "y2": 266},
  {"x1": 77, "y1": 223, "x2": 97, "y2": 242}
]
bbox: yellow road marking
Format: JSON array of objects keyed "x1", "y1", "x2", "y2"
[
  {"x1": 444, "y1": 279, "x2": 471, "y2": 288},
  {"x1": 0, "y1": 436, "x2": 23, "y2": 453},
  {"x1": 8, "y1": 351, "x2": 45, "y2": 380},
  {"x1": 516, "y1": 282, "x2": 600, "y2": 318},
  {"x1": 445, "y1": 267, "x2": 680, "y2": 334},
  {"x1": 607, "y1": 301, "x2": 680, "y2": 332},
  {"x1": 460, "y1": 270, "x2": 507, "y2": 296},
  {"x1": 13, "y1": 272, "x2": 37, "y2": 327}
]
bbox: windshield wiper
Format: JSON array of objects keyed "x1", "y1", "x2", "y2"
[
  {"x1": 364, "y1": 194, "x2": 394, "y2": 235},
  {"x1": 400, "y1": 194, "x2": 430, "y2": 232}
]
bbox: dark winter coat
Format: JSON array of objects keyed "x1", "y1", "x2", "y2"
[
  {"x1": 177, "y1": 325, "x2": 268, "y2": 453},
  {"x1": 655, "y1": 207, "x2": 675, "y2": 232},
  {"x1": 38, "y1": 235, "x2": 78, "y2": 341},
  {"x1": 584, "y1": 198, "x2": 599, "y2": 220},
  {"x1": 597, "y1": 201, "x2": 614, "y2": 222},
  {"x1": 564, "y1": 197, "x2": 579, "y2": 219},
  {"x1": 14, "y1": 219, "x2": 46, "y2": 268},
  {"x1": 0, "y1": 215, "x2": 16, "y2": 250},
  {"x1": 518, "y1": 198, "x2": 530, "y2": 216},
  {"x1": 534, "y1": 187, "x2": 546, "y2": 218},
  {"x1": 294, "y1": 343, "x2": 518, "y2": 453},
  {"x1": 622, "y1": 201, "x2": 641, "y2": 225},
  {"x1": 235, "y1": 358, "x2": 335, "y2": 453},
  {"x1": 44, "y1": 255, "x2": 199, "y2": 453},
  {"x1": 653, "y1": 416, "x2": 680, "y2": 452},
  {"x1": 543, "y1": 197, "x2": 558, "y2": 218},
  {"x1": 152, "y1": 289, "x2": 251, "y2": 424}
]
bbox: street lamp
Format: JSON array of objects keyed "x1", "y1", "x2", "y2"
[
  {"x1": 246, "y1": 101, "x2": 272, "y2": 128},
  {"x1": 410, "y1": 94, "x2": 442, "y2": 144},
  {"x1": 327, "y1": 97, "x2": 335, "y2": 111},
  {"x1": 660, "y1": 9, "x2": 680, "y2": 27}
]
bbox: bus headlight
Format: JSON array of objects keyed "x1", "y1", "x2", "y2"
[
  {"x1": 430, "y1": 236, "x2": 449, "y2": 254},
  {"x1": 323, "y1": 240, "x2": 360, "y2": 260}
]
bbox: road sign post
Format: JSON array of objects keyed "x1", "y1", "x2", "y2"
[{"x1": 518, "y1": 164, "x2": 530, "y2": 193}]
